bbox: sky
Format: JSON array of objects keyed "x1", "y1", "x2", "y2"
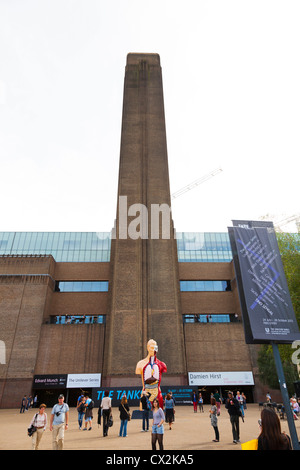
[{"x1": 0, "y1": 0, "x2": 299, "y2": 234}]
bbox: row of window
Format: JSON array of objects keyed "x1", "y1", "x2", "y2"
[
  {"x1": 1, "y1": 231, "x2": 299, "y2": 264},
  {"x1": 180, "y1": 280, "x2": 231, "y2": 292},
  {"x1": 55, "y1": 281, "x2": 109, "y2": 292},
  {"x1": 0, "y1": 231, "x2": 234, "y2": 263},
  {"x1": 53, "y1": 280, "x2": 230, "y2": 292},
  {"x1": 183, "y1": 314, "x2": 240, "y2": 323},
  {"x1": 176, "y1": 232, "x2": 233, "y2": 262},
  {"x1": 47, "y1": 314, "x2": 239, "y2": 325},
  {"x1": 0, "y1": 232, "x2": 111, "y2": 262},
  {"x1": 49, "y1": 315, "x2": 106, "y2": 324}
]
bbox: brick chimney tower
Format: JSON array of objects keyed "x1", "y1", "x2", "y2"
[{"x1": 103, "y1": 53, "x2": 187, "y2": 386}]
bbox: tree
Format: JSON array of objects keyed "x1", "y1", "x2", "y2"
[
  {"x1": 257, "y1": 344, "x2": 298, "y2": 392},
  {"x1": 277, "y1": 232, "x2": 300, "y2": 326}
]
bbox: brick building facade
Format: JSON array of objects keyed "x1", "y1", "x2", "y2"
[{"x1": 0, "y1": 54, "x2": 272, "y2": 408}]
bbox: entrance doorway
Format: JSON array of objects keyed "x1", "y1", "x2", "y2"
[
  {"x1": 67, "y1": 388, "x2": 93, "y2": 407},
  {"x1": 32, "y1": 388, "x2": 93, "y2": 408},
  {"x1": 196, "y1": 386, "x2": 254, "y2": 405},
  {"x1": 32, "y1": 389, "x2": 65, "y2": 408}
]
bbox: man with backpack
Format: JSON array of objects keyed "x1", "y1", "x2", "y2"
[{"x1": 83, "y1": 394, "x2": 94, "y2": 431}]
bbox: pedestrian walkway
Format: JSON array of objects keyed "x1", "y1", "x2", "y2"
[{"x1": 0, "y1": 404, "x2": 299, "y2": 450}]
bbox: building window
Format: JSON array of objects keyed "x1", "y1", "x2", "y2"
[
  {"x1": 180, "y1": 280, "x2": 231, "y2": 292},
  {"x1": 176, "y1": 232, "x2": 233, "y2": 262},
  {"x1": 50, "y1": 315, "x2": 106, "y2": 324},
  {"x1": 0, "y1": 231, "x2": 111, "y2": 262},
  {"x1": 183, "y1": 314, "x2": 239, "y2": 323},
  {"x1": 55, "y1": 281, "x2": 109, "y2": 292}
]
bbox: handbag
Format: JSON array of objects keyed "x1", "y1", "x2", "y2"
[
  {"x1": 108, "y1": 415, "x2": 113, "y2": 427},
  {"x1": 27, "y1": 414, "x2": 38, "y2": 437},
  {"x1": 122, "y1": 404, "x2": 131, "y2": 421}
]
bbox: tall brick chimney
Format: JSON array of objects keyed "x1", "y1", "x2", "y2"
[{"x1": 103, "y1": 53, "x2": 187, "y2": 386}]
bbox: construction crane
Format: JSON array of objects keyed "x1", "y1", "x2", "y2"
[
  {"x1": 171, "y1": 168, "x2": 223, "y2": 200},
  {"x1": 275, "y1": 214, "x2": 300, "y2": 232},
  {"x1": 260, "y1": 213, "x2": 300, "y2": 232}
]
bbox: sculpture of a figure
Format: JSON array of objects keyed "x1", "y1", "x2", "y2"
[{"x1": 135, "y1": 339, "x2": 167, "y2": 408}]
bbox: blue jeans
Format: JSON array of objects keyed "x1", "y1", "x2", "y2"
[
  {"x1": 119, "y1": 419, "x2": 128, "y2": 437},
  {"x1": 142, "y1": 410, "x2": 149, "y2": 431},
  {"x1": 78, "y1": 412, "x2": 84, "y2": 428}
]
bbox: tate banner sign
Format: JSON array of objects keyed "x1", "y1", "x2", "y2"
[{"x1": 228, "y1": 220, "x2": 300, "y2": 344}]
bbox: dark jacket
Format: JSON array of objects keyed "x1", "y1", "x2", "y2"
[
  {"x1": 225, "y1": 397, "x2": 240, "y2": 416},
  {"x1": 119, "y1": 402, "x2": 130, "y2": 420},
  {"x1": 141, "y1": 393, "x2": 151, "y2": 411}
]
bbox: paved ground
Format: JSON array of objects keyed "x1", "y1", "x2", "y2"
[{"x1": 0, "y1": 404, "x2": 299, "y2": 451}]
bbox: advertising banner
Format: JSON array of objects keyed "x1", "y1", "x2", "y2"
[
  {"x1": 33, "y1": 374, "x2": 67, "y2": 389},
  {"x1": 188, "y1": 371, "x2": 254, "y2": 386},
  {"x1": 92, "y1": 386, "x2": 195, "y2": 407},
  {"x1": 66, "y1": 373, "x2": 101, "y2": 389},
  {"x1": 229, "y1": 220, "x2": 300, "y2": 344}
]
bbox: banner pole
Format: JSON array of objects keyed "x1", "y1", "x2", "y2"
[{"x1": 271, "y1": 341, "x2": 300, "y2": 450}]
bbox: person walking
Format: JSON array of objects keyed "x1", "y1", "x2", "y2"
[
  {"x1": 26, "y1": 395, "x2": 32, "y2": 411},
  {"x1": 49, "y1": 394, "x2": 69, "y2": 450},
  {"x1": 140, "y1": 391, "x2": 151, "y2": 432},
  {"x1": 151, "y1": 398, "x2": 165, "y2": 450},
  {"x1": 236, "y1": 390, "x2": 245, "y2": 418},
  {"x1": 257, "y1": 408, "x2": 292, "y2": 450},
  {"x1": 242, "y1": 392, "x2": 247, "y2": 411},
  {"x1": 77, "y1": 396, "x2": 86, "y2": 430},
  {"x1": 20, "y1": 395, "x2": 27, "y2": 413},
  {"x1": 209, "y1": 397, "x2": 219, "y2": 442},
  {"x1": 83, "y1": 394, "x2": 94, "y2": 431},
  {"x1": 100, "y1": 390, "x2": 112, "y2": 437},
  {"x1": 266, "y1": 391, "x2": 272, "y2": 403},
  {"x1": 164, "y1": 393, "x2": 175, "y2": 430},
  {"x1": 225, "y1": 391, "x2": 241, "y2": 444},
  {"x1": 33, "y1": 395, "x2": 38, "y2": 408},
  {"x1": 29, "y1": 404, "x2": 47, "y2": 450},
  {"x1": 198, "y1": 393, "x2": 204, "y2": 412},
  {"x1": 118, "y1": 395, "x2": 130, "y2": 437},
  {"x1": 214, "y1": 389, "x2": 221, "y2": 415},
  {"x1": 192, "y1": 391, "x2": 197, "y2": 412}
]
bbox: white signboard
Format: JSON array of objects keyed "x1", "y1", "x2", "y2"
[
  {"x1": 188, "y1": 371, "x2": 254, "y2": 386},
  {"x1": 67, "y1": 373, "x2": 101, "y2": 389}
]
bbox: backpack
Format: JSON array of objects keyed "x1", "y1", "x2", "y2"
[{"x1": 87, "y1": 399, "x2": 94, "y2": 410}]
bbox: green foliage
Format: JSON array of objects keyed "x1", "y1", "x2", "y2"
[
  {"x1": 277, "y1": 232, "x2": 300, "y2": 324},
  {"x1": 257, "y1": 344, "x2": 298, "y2": 392}
]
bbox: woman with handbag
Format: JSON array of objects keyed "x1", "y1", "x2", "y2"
[
  {"x1": 100, "y1": 390, "x2": 112, "y2": 437},
  {"x1": 209, "y1": 397, "x2": 219, "y2": 442},
  {"x1": 164, "y1": 393, "x2": 175, "y2": 430},
  {"x1": 28, "y1": 404, "x2": 47, "y2": 450},
  {"x1": 118, "y1": 394, "x2": 131, "y2": 437}
]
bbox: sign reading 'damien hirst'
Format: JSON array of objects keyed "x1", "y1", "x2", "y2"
[{"x1": 188, "y1": 371, "x2": 254, "y2": 386}]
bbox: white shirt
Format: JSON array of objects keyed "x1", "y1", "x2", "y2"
[
  {"x1": 101, "y1": 396, "x2": 112, "y2": 410},
  {"x1": 30, "y1": 412, "x2": 47, "y2": 430}
]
